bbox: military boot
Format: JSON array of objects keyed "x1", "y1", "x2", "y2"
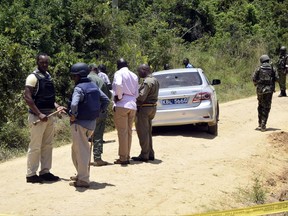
[
  {"x1": 278, "y1": 90, "x2": 287, "y2": 97},
  {"x1": 261, "y1": 125, "x2": 266, "y2": 132}
]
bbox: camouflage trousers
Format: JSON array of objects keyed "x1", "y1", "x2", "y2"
[
  {"x1": 278, "y1": 70, "x2": 286, "y2": 91},
  {"x1": 257, "y1": 92, "x2": 273, "y2": 127},
  {"x1": 92, "y1": 117, "x2": 106, "y2": 160}
]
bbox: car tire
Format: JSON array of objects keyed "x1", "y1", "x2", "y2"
[
  {"x1": 208, "y1": 123, "x2": 218, "y2": 136},
  {"x1": 216, "y1": 101, "x2": 220, "y2": 121},
  {"x1": 208, "y1": 102, "x2": 219, "y2": 136}
]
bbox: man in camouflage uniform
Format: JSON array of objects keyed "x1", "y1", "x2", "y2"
[
  {"x1": 252, "y1": 55, "x2": 278, "y2": 132},
  {"x1": 132, "y1": 64, "x2": 159, "y2": 162},
  {"x1": 88, "y1": 64, "x2": 110, "y2": 166},
  {"x1": 276, "y1": 46, "x2": 288, "y2": 97}
]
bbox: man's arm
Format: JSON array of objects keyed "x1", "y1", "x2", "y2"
[
  {"x1": 252, "y1": 68, "x2": 259, "y2": 86},
  {"x1": 24, "y1": 86, "x2": 48, "y2": 121},
  {"x1": 137, "y1": 83, "x2": 149, "y2": 105}
]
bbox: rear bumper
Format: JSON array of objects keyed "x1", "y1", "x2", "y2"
[{"x1": 152, "y1": 105, "x2": 216, "y2": 127}]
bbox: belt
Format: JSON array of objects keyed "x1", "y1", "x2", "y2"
[{"x1": 138, "y1": 103, "x2": 157, "y2": 107}]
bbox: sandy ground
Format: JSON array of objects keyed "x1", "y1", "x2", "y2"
[{"x1": 1, "y1": 94, "x2": 288, "y2": 216}]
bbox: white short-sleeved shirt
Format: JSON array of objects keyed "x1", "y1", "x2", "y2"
[{"x1": 25, "y1": 71, "x2": 48, "y2": 87}]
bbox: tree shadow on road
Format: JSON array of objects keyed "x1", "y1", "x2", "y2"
[{"x1": 152, "y1": 124, "x2": 216, "y2": 140}]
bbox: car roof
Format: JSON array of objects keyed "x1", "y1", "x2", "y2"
[{"x1": 152, "y1": 68, "x2": 203, "y2": 75}]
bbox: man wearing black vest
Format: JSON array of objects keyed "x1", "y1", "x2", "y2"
[
  {"x1": 69, "y1": 63, "x2": 109, "y2": 188},
  {"x1": 24, "y1": 53, "x2": 65, "y2": 184}
]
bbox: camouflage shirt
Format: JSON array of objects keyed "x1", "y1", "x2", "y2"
[
  {"x1": 252, "y1": 62, "x2": 278, "y2": 94},
  {"x1": 276, "y1": 54, "x2": 288, "y2": 72}
]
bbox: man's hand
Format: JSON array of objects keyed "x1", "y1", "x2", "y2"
[
  {"x1": 56, "y1": 106, "x2": 67, "y2": 118},
  {"x1": 99, "y1": 110, "x2": 107, "y2": 118},
  {"x1": 56, "y1": 106, "x2": 67, "y2": 113},
  {"x1": 38, "y1": 113, "x2": 48, "y2": 122},
  {"x1": 114, "y1": 95, "x2": 121, "y2": 102},
  {"x1": 70, "y1": 115, "x2": 76, "y2": 123}
]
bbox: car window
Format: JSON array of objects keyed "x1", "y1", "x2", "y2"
[
  {"x1": 202, "y1": 72, "x2": 211, "y2": 85},
  {"x1": 155, "y1": 72, "x2": 202, "y2": 88}
]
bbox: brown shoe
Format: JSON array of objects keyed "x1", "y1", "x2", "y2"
[
  {"x1": 91, "y1": 159, "x2": 108, "y2": 166},
  {"x1": 69, "y1": 180, "x2": 89, "y2": 188},
  {"x1": 114, "y1": 159, "x2": 130, "y2": 165}
]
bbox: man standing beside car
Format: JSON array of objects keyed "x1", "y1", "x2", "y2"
[
  {"x1": 112, "y1": 58, "x2": 139, "y2": 165},
  {"x1": 252, "y1": 54, "x2": 278, "y2": 132},
  {"x1": 132, "y1": 64, "x2": 159, "y2": 162}
]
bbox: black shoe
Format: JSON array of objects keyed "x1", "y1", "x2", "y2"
[
  {"x1": 26, "y1": 175, "x2": 43, "y2": 183},
  {"x1": 39, "y1": 173, "x2": 60, "y2": 182},
  {"x1": 131, "y1": 156, "x2": 148, "y2": 162},
  {"x1": 149, "y1": 156, "x2": 155, "y2": 161},
  {"x1": 279, "y1": 90, "x2": 287, "y2": 97}
]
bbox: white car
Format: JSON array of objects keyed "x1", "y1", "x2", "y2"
[{"x1": 152, "y1": 68, "x2": 221, "y2": 135}]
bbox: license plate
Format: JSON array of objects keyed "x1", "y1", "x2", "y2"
[{"x1": 161, "y1": 98, "x2": 188, "y2": 105}]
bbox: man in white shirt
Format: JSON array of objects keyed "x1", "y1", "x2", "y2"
[{"x1": 112, "y1": 58, "x2": 138, "y2": 165}]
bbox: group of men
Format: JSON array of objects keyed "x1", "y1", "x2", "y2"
[
  {"x1": 22, "y1": 45, "x2": 288, "y2": 188},
  {"x1": 24, "y1": 54, "x2": 159, "y2": 188},
  {"x1": 252, "y1": 46, "x2": 288, "y2": 132}
]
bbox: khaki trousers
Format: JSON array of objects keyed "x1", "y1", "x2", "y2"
[
  {"x1": 27, "y1": 113, "x2": 54, "y2": 177},
  {"x1": 71, "y1": 124, "x2": 93, "y2": 183},
  {"x1": 113, "y1": 107, "x2": 136, "y2": 161},
  {"x1": 135, "y1": 107, "x2": 156, "y2": 159}
]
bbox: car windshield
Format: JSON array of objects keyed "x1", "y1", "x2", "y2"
[{"x1": 154, "y1": 72, "x2": 202, "y2": 89}]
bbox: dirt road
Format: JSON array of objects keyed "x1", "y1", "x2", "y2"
[{"x1": 1, "y1": 94, "x2": 288, "y2": 215}]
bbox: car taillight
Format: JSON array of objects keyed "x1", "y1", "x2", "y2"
[{"x1": 192, "y1": 92, "x2": 211, "y2": 103}]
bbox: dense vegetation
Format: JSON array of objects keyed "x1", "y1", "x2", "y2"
[{"x1": 0, "y1": 0, "x2": 287, "y2": 161}]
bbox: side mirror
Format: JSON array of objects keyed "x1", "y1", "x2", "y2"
[{"x1": 212, "y1": 79, "x2": 221, "y2": 85}]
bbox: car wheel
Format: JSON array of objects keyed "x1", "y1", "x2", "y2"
[
  {"x1": 208, "y1": 123, "x2": 218, "y2": 136},
  {"x1": 216, "y1": 101, "x2": 220, "y2": 121}
]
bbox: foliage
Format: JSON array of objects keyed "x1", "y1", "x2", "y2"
[
  {"x1": 0, "y1": 0, "x2": 287, "y2": 161},
  {"x1": 237, "y1": 177, "x2": 267, "y2": 205},
  {"x1": 0, "y1": 121, "x2": 29, "y2": 162}
]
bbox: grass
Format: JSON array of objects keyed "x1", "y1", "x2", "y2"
[{"x1": 237, "y1": 177, "x2": 267, "y2": 205}]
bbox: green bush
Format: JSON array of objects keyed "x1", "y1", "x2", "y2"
[
  {"x1": 53, "y1": 116, "x2": 72, "y2": 147},
  {"x1": 0, "y1": 121, "x2": 29, "y2": 162}
]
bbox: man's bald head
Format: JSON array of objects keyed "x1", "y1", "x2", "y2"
[{"x1": 137, "y1": 64, "x2": 151, "y2": 78}]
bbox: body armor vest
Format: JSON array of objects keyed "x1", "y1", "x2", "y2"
[
  {"x1": 32, "y1": 71, "x2": 55, "y2": 110},
  {"x1": 76, "y1": 81, "x2": 100, "y2": 120}
]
